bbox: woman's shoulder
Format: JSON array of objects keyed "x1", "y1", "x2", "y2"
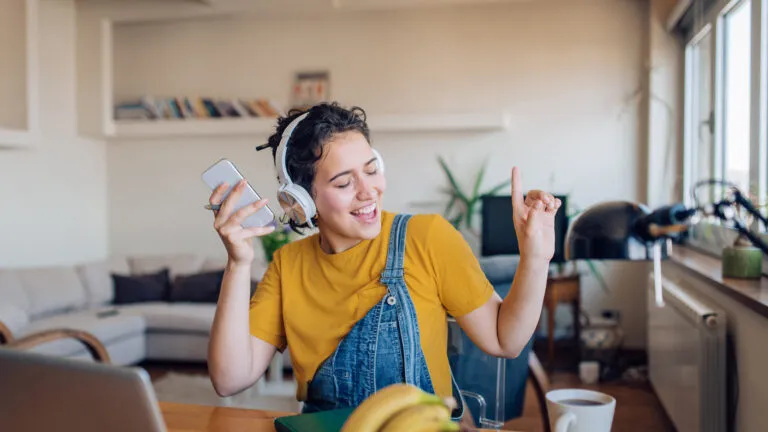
[
  {"x1": 405, "y1": 212, "x2": 455, "y2": 235},
  {"x1": 271, "y1": 232, "x2": 318, "y2": 262},
  {"x1": 387, "y1": 212, "x2": 457, "y2": 247}
]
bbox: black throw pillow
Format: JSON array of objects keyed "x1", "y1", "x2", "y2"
[
  {"x1": 112, "y1": 268, "x2": 171, "y2": 304},
  {"x1": 169, "y1": 269, "x2": 226, "y2": 303}
]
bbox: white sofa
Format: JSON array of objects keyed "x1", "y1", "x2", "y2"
[{"x1": 0, "y1": 253, "x2": 274, "y2": 367}]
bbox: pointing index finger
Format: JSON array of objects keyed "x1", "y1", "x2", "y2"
[{"x1": 511, "y1": 167, "x2": 524, "y2": 211}]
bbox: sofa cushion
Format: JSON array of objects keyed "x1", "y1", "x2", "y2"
[
  {"x1": 478, "y1": 255, "x2": 520, "y2": 285},
  {"x1": 116, "y1": 303, "x2": 215, "y2": 334},
  {"x1": 20, "y1": 309, "x2": 145, "y2": 357},
  {"x1": 112, "y1": 269, "x2": 172, "y2": 304},
  {"x1": 202, "y1": 255, "x2": 268, "y2": 282},
  {"x1": 16, "y1": 267, "x2": 88, "y2": 320},
  {"x1": 0, "y1": 270, "x2": 31, "y2": 312},
  {"x1": 0, "y1": 304, "x2": 30, "y2": 337},
  {"x1": 169, "y1": 269, "x2": 225, "y2": 303},
  {"x1": 129, "y1": 254, "x2": 206, "y2": 279},
  {"x1": 76, "y1": 257, "x2": 131, "y2": 307}
]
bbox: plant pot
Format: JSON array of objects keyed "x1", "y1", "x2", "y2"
[{"x1": 722, "y1": 242, "x2": 762, "y2": 279}]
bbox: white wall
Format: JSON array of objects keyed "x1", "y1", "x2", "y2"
[
  {"x1": 0, "y1": 0, "x2": 27, "y2": 129},
  {"x1": 78, "y1": 0, "x2": 653, "y2": 347},
  {"x1": 0, "y1": 0, "x2": 108, "y2": 267}
]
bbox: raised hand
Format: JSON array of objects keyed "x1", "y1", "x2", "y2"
[
  {"x1": 209, "y1": 180, "x2": 276, "y2": 266},
  {"x1": 510, "y1": 167, "x2": 561, "y2": 263}
]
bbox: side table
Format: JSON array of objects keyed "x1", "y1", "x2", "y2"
[{"x1": 542, "y1": 272, "x2": 581, "y2": 369}]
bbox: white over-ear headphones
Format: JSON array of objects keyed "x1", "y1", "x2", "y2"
[{"x1": 274, "y1": 112, "x2": 384, "y2": 227}]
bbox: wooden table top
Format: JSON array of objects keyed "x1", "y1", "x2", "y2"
[{"x1": 160, "y1": 401, "x2": 517, "y2": 431}]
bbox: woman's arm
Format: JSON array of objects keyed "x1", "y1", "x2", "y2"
[
  {"x1": 206, "y1": 180, "x2": 281, "y2": 397},
  {"x1": 208, "y1": 261, "x2": 277, "y2": 397},
  {"x1": 455, "y1": 257, "x2": 549, "y2": 358},
  {"x1": 455, "y1": 167, "x2": 559, "y2": 358}
]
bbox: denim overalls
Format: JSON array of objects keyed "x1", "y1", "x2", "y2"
[{"x1": 301, "y1": 214, "x2": 465, "y2": 420}]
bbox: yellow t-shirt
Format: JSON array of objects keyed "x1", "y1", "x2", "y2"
[{"x1": 248, "y1": 211, "x2": 495, "y2": 401}]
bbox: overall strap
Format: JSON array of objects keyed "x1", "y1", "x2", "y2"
[{"x1": 380, "y1": 214, "x2": 411, "y2": 285}]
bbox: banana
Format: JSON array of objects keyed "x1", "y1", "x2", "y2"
[
  {"x1": 379, "y1": 403, "x2": 459, "y2": 432},
  {"x1": 340, "y1": 384, "x2": 445, "y2": 432}
]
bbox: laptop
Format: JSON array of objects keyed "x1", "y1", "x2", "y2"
[{"x1": 0, "y1": 347, "x2": 166, "y2": 432}]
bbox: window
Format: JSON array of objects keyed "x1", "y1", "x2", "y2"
[
  {"x1": 722, "y1": 0, "x2": 752, "y2": 195},
  {"x1": 682, "y1": 0, "x2": 767, "y2": 257},
  {"x1": 686, "y1": 30, "x2": 715, "y2": 205}
]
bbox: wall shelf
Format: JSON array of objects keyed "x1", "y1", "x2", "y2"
[
  {"x1": 0, "y1": 129, "x2": 38, "y2": 149},
  {"x1": 105, "y1": 112, "x2": 511, "y2": 140}
]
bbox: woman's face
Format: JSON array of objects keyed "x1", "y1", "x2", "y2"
[{"x1": 312, "y1": 130, "x2": 386, "y2": 250}]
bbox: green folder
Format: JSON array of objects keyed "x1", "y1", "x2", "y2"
[{"x1": 274, "y1": 407, "x2": 355, "y2": 432}]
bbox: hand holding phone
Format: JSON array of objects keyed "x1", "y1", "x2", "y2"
[
  {"x1": 202, "y1": 159, "x2": 276, "y2": 265},
  {"x1": 202, "y1": 159, "x2": 275, "y2": 228}
]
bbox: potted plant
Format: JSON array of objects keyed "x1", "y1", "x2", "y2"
[
  {"x1": 437, "y1": 155, "x2": 509, "y2": 238},
  {"x1": 260, "y1": 223, "x2": 296, "y2": 263}
]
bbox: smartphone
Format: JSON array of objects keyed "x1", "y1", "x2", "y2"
[{"x1": 201, "y1": 158, "x2": 275, "y2": 228}]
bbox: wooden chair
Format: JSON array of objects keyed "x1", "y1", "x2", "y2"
[
  {"x1": 0, "y1": 319, "x2": 111, "y2": 363},
  {"x1": 528, "y1": 351, "x2": 551, "y2": 432},
  {"x1": 503, "y1": 350, "x2": 551, "y2": 432}
]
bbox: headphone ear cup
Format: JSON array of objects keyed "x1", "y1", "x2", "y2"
[
  {"x1": 278, "y1": 184, "x2": 316, "y2": 225},
  {"x1": 372, "y1": 148, "x2": 385, "y2": 174}
]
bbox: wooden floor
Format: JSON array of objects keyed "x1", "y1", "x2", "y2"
[
  {"x1": 502, "y1": 371, "x2": 675, "y2": 431},
  {"x1": 141, "y1": 343, "x2": 676, "y2": 432}
]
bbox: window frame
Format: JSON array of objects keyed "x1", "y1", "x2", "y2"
[{"x1": 682, "y1": 0, "x2": 768, "y2": 265}]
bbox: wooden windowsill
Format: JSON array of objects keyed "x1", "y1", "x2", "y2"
[{"x1": 668, "y1": 244, "x2": 768, "y2": 318}]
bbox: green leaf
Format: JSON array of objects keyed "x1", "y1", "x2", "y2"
[
  {"x1": 449, "y1": 215, "x2": 463, "y2": 229},
  {"x1": 438, "y1": 156, "x2": 469, "y2": 203},
  {"x1": 444, "y1": 196, "x2": 458, "y2": 217},
  {"x1": 466, "y1": 201, "x2": 476, "y2": 228},
  {"x1": 471, "y1": 161, "x2": 487, "y2": 200},
  {"x1": 585, "y1": 260, "x2": 610, "y2": 293}
]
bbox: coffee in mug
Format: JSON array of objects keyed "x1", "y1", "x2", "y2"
[
  {"x1": 546, "y1": 389, "x2": 615, "y2": 432},
  {"x1": 559, "y1": 399, "x2": 604, "y2": 407}
]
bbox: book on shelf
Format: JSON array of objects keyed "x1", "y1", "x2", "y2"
[{"x1": 113, "y1": 96, "x2": 285, "y2": 122}]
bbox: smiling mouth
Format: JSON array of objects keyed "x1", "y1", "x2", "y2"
[{"x1": 351, "y1": 202, "x2": 378, "y2": 222}]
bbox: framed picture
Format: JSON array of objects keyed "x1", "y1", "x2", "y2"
[{"x1": 291, "y1": 71, "x2": 330, "y2": 110}]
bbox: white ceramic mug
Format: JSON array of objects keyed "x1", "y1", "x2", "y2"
[{"x1": 546, "y1": 389, "x2": 616, "y2": 432}]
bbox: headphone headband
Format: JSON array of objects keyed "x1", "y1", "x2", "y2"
[{"x1": 275, "y1": 112, "x2": 309, "y2": 185}]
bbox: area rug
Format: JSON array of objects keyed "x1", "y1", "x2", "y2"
[{"x1": 151, "y1": 372, "x2": 302, "y2": 413}]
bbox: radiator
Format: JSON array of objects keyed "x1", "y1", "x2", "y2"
[{"x1": 647, "y1": 275, "x2": 727, "y2": 432}]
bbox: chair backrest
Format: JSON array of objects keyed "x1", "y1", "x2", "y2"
[{"x1": 527, "y1": 351, "x2": 551, "y2": 432}]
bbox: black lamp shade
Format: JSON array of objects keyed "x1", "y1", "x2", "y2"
[{"x1": 565, "y1": 201, "x2": 668, "y2": 261}]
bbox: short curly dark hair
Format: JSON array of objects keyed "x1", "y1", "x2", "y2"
[{"x1": 261, "y1": 102, "x2": 371, "y2": 233}]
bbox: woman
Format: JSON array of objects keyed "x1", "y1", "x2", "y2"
[{"x1": 206, "y1": 103, "x2": 560, "y2": 417}]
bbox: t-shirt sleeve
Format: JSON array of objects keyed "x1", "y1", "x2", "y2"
[
  {"x1": 248, "y1": 249, "x2": 287, "y2": 352},
  {"x1": 427, "y1": 216, "x2": 495, "y2": 317}
]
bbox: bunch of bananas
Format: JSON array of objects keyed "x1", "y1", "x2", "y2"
[{"x1": 340, "y1": 383, "x2": 463, "y2": 432}]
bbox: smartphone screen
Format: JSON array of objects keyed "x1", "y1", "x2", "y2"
[{"x1": 201, "y1": 159, "x2": 275, "y2": 228}]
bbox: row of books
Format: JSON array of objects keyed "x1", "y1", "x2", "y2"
[{"x1": 114, "y1": 96, "x2": 284, "y2": 121}]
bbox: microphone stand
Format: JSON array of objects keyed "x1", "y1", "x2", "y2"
[
  {"x1": 709, "y1": 189, "x2": 768, "y2": 255},
  {"x1": 652, "y1": 187, "x2": 768, "y2": 255}
]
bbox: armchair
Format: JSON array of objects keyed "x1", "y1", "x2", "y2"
[{"x1": 0, "y1": 318, "x2": 111, "y2": 363}]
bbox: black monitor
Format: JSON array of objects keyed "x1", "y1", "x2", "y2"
[{"x1": 480, "y1": 194, "x2": 569, "y2": 263}]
